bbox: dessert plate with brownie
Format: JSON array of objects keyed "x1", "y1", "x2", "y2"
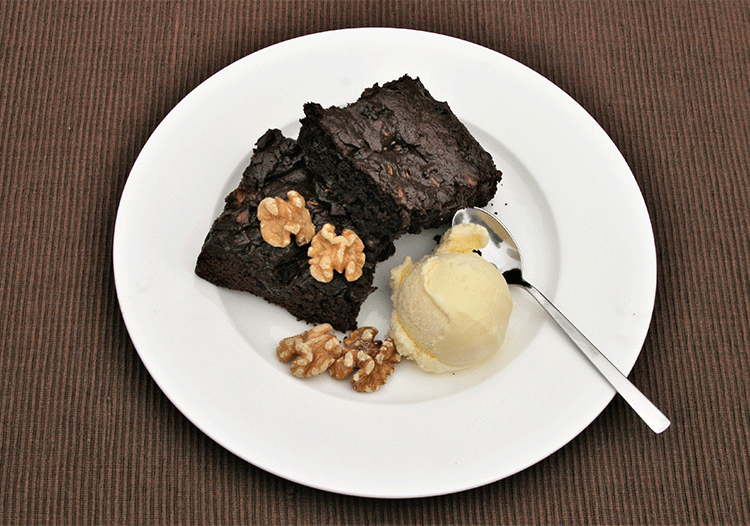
[{"x1": 114, "y1": 28, "x2": 657, "y2": 497}]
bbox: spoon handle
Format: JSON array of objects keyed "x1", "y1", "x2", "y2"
[{"x1": 521, "y1": 282, "x2": 671, "y2": 434}]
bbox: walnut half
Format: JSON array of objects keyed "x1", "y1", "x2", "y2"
[
  {"x1": 351, "y1": 337, "x2": 400, "y2": 393},
  {"x1": 276, "y1": 324, "x2": 341, "y2": 378},
  {"x1": 257, "y1": 190, "x2": 316, "y2": 248},
  {"x1": 330, "y1": 327, "x2": 401, "y2": 392},
  {"x1": 329, "y1": 326, "x2": 379, "y2": 380},
  {"x1": 308, "y1": 224, "x2": 366, "y2": 283}
]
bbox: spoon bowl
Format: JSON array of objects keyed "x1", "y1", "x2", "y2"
[
  {"x1": 453, "y1": 208, "x2": 525, "y2": 285},
  {"x1": 453, "y1": 207, "x2": 670, "y2": 434}
]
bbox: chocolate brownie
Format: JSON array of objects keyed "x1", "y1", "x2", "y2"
[
  {"x1": 298, "y1": 75, "x2": 502, "y2": 259},
  {"x1": 195, "y1": 129, "x2": 380, "y2": 331}
]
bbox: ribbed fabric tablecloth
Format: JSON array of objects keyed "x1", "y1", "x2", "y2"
[{"x1": 2, "y1": 1, "x2": 749, "y2": 524}]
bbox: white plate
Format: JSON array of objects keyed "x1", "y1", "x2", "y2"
[{"x1": 114, "y1": 28, "x2": 656, "y2": 498}]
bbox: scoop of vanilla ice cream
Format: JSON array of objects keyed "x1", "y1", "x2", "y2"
[{"x1": 389, "y1": 223, "x2": 513, "y2": 373}]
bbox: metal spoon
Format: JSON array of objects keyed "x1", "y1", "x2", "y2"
[{"x1": 453, "y1": 207, "x2": 670, "y2": 434}]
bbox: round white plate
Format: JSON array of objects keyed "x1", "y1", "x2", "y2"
[{"x1": 114, "y1": 28, "x2": 656, "y2": 498}]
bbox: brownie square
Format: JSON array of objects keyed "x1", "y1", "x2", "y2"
[
  {"x1": 298, "y1": 75, "x2": 502, "y2": 259},
  {"x1": 195, "y1": 129, "x2": 379, "y2": 331}
]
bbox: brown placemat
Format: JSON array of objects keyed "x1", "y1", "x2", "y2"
[{"x1": 1, "y1": 1, "x2": 749, "y2": 524}]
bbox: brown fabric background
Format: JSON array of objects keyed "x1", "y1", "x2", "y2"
[{"x1": 2, "y1": 0, "x2": 749, "y2": 524}]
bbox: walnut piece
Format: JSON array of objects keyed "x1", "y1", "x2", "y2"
[
  {"x1": 308, "y1": 223, "x2": 366, "y2": 283},
  {"x1": 257, "y1": 190, "x2": 316, "y2": 248},
  {"x1": 329, "y1": 326, "x2": 379, "y2": 380},
  {"x1": 276, "y1": 324, "x2": 341, "y2": 378},
  {"x1": 351, "y1": 337, "x2": 400, "y2": 393},
  {"x1": 329, "y1": 327, "x2": 401, "y2": 392},
  {"x1": 328, "y1": 347, "x2": 357, "y2": 380}
]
